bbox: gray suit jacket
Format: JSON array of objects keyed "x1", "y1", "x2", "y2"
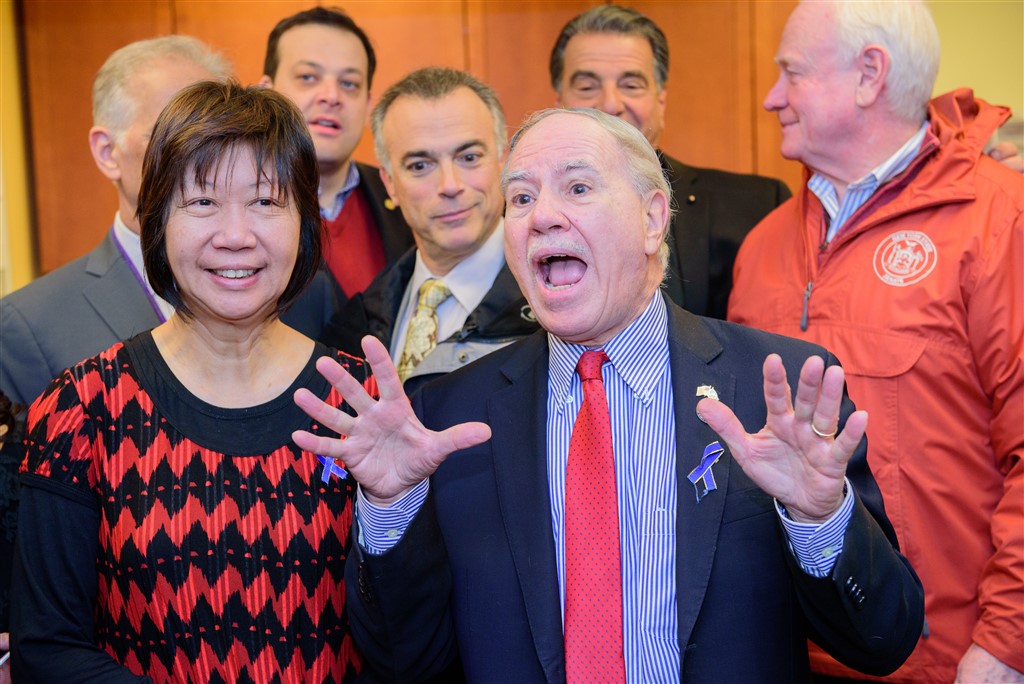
[{"x1": 1, "y1": 231, "x2": 342, "y2": 405}]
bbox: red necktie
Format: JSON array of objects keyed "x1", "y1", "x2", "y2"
[{"x1": 564, "y1": 350, "x2": 626, "y2": 683}]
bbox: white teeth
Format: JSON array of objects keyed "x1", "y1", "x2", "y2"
[{"x1": 215, "y1": 269, "x2": 256, "y2": 279}]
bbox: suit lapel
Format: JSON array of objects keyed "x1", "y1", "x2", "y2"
[
  {"x1": 488, "y1": 332, "x2": 565, "y2": 683},
  {"x1": 83, "y1": 232, "x2": 161, "y2": 339},
  {"x1": 665, "y1": 305, "x2": 736, "y2": 656}
]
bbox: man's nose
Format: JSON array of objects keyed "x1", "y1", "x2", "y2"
[
  {"x1": 763, "y1": 73, "x2": 787, "y2": 112},
  {"x1": 438, "y1": 160, "x2": 464, "y2": 197},
  {"x1": 527, "y1": 189, "x2": 565, "y2": 232},
  {"x1": 598, "y1": 84, "x2": 625, "y2": 116},
  {"x1": 317, "y1": 79, "x2": 341, "y2": 106}
]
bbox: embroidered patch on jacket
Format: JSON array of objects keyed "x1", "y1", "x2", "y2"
[{"x1": 873, "y1": 230, "x2": 937, "y2": 286}]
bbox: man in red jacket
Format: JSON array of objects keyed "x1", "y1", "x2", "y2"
[{"x1": 729, "y1": 1, "x2": 1023, "y2": 682}]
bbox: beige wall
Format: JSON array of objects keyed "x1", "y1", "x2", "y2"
[
  {"x1": 2, "y1": 0, "x2": 34, "y2": 295},
  {"x1": 929, "y1": 0, "x2": 1023, "y2": 149}
]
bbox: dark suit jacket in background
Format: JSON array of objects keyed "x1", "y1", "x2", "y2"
[
  {"x1": 0, "y1": 231, "x2": 344, "y2": 406},
  {"x1": 660, "y1": 152, "x2": 791, "y2": 319},
  {"x1": 321, "y1": 246, "x2": 539, "y2": 396},
  {"x1": 347, "y1": 301, "x2": 924, "y2": 683}
]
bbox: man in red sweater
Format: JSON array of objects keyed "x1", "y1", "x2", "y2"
[
  {"x1": 262, "y1": 7, "x2": 413, "y2": 297},
  {"x1": 729, "y1": 1, "x2": 1023, "y2": 682}
]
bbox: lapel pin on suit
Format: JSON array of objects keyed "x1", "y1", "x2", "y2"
[
  {"x1": 695, "y1": 384, "x2": 718, "y2": 423},
  {"x1": 687, "y1": 441, "x2": 725, "y2": 502}
]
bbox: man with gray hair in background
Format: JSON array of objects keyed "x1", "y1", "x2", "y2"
[
  {"x1": 730, "y1": 1, "x2": 1023, "y2": 681},
  {"x1": 0, "y1": 35, "x2": 342, "y2": 407},
  {"x1": 320, "y1": 66, "x2": 538, "y2": 395}
]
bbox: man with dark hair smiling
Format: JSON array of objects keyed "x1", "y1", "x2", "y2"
[
  {"x1": 320, "y1": 67, "x2": 538, "y2": 395},
  {"x1": 549, "y1": 4, "x2": 791, "y2": 319}
]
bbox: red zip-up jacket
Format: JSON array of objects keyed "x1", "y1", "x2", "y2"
[{"x1": 729, "y1": 90, "x2": 1023, "y2": 683}]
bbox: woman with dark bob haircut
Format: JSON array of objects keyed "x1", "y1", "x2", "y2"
[{"x1": 12, "y1": 81, "x2": 369, "y2": 683}]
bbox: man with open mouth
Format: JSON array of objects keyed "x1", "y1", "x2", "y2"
[{"x1": 295, "y1": 107, "x2": 924, "y2": 683}]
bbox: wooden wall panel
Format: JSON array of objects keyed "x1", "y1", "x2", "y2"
[
  {"x1": 173, "y1": 0, "x2": 311, "y2": 85},
  {"x1": 343, "y1": 1, "x2": 467, "y2": 165},
  {"x1": 21, "y1": 0, "x2": 173, "y2": 273},
  {"x1": 468, "y1": 1, "x2": 597, "y2": 136},
  {"x1": 20, "y1": 0, "x2": 799, "y2": 275},
  {"x1": 633, "y1": 1, "x2": 755, "y2": 174}
]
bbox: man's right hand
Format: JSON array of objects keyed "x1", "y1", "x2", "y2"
[{"x1": 293, "y1": 335, "x2": 492, "y2": 505}]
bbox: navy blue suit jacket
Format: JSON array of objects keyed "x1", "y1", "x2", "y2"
[{"x1": 347, "y1": 301, "x2": 923, "y2": 683}]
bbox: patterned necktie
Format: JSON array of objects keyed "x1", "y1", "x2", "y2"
[
  {"x1": 564, "y1": 350, "x2": 626, "y2": 683},
  {"x1": 397, "y1": 279, "x2": 451, "y2": 382}
]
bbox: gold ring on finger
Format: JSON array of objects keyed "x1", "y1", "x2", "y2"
[{"x1": 811, "y1": 423, "x2": 837, "y2": 439}]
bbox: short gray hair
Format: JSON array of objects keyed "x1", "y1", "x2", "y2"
[
  {"x1": 829, "y1": 0, "x2": 939, "y2": 122},
  {"x1": 503, "y1": 108, "x2": 673, "y2": 272},
  {"x1": 371, "y1": 67, "x2": 507, "y2": 174},
  {"x1": 549, "y1": 5, "x2": 669, "y2": 93},
  {"x1": 92, "y1": 36, "x2": 232, "y2": 142}
]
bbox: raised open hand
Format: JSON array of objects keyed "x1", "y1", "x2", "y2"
[
  {"x1": 696, "y1": 354, "x2": 867, "y2": 522},
  {"x1": 293, "y1": 335, "x2": 492, "y2": 504}
]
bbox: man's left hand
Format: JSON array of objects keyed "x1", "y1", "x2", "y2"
[{"x1": 697, "y1": 354, "x2": 867, "y2": 522}]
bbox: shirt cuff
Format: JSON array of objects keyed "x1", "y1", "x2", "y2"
[
  {"x1": 356, "y1": 479, "x2": 430, "y2": 555},
  {"x1": 776, "y1": 479, "x2": 854, "y2": 578}
]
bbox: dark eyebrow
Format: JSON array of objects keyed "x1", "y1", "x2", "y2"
[
  {"x1": 569, "y1": 70, "x2": 601, "y2": 86},
  {"x1": 293, "y1": 60, "x2": 364, "y2": 78},
  {"x1": 618, "y1": 70, "x2": 649, "y2": 84},
  {"x1": 400, "y1": 150, "x2": 435, "y2": 166},
  {"x1": 454, "y1": 140, "x2": 486, "y2": 155},
  {"x1": 400, "y1": 139, "x2": 486, "y2": 166}
]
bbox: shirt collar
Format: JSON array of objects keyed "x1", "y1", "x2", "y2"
[
  {"x1": 408, "y1": 220, "x2": 506, "y2": 313},
  {"x1": 809, "y1": 121, "x2": 929, "y2": 220},
  {"x1": 111, "y1": 212, "x2": 175, "y2": 320},
  {"x1": 113, "y1": 212, "x2": 148, "y2": 283},
  {"x1": 548, "y1": 292, "x2": 670, "y2": 406},
  {"x1": 319, "y1": 162, "x2": 362, "y2": 221}
]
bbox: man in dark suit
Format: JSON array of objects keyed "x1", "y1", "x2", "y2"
[
  {"x1": 320, "y1": 67, "x2": 538, "y2": 395},
  {"x1": 549, "y1": 4, "x2": 791, "y2": 318},
  {"x1": 0, "y1": 36, "x2": 341, "y2": 406},
  {"x1": 261, "y1": 7, "x2": 413, "y2": 298},
  {"x1": 294, "y1": 107, "x2": 923, "y2": 683}
]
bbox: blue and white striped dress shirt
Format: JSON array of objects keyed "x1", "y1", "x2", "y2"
[
  {"x1": 358, "y1": 293, "x2": 856, "y2": 682},
  {"x1": 810, "y1": 122, "x2": 929, "y2": 242}
]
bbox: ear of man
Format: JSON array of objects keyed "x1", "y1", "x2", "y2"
[
  {"x1": 854, "y1": 45, "x2": 890, "y2": 109},
  {"x1": 88, "y1": 126, "x2": 122, "y2": 182},
  {"x1": 642, "y1": 188, "x2": 670, "y2": 257}
]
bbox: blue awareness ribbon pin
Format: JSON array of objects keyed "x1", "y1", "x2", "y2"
[
  {"x1": 317, "y1": 455, "x2": 348, "y2": 483},
  {"x1": 687, "y1": 441, "x2": 725, "y2": 503}
]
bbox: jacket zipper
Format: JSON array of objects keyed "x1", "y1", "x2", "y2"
[{"x1": 800, "y1": 281, "x2": 813, "y2": 331}]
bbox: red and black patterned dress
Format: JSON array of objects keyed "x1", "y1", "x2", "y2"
[{"x1": 14, "y1": 332, "x2": 373, "y2": 683}]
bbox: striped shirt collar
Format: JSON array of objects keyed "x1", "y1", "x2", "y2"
[
  {"x1": 548, "y1": 292, "x2": 669, "y2": 407},
  {"x1": 810, "y1": 121, "x2": 928, "y2": 241}
]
